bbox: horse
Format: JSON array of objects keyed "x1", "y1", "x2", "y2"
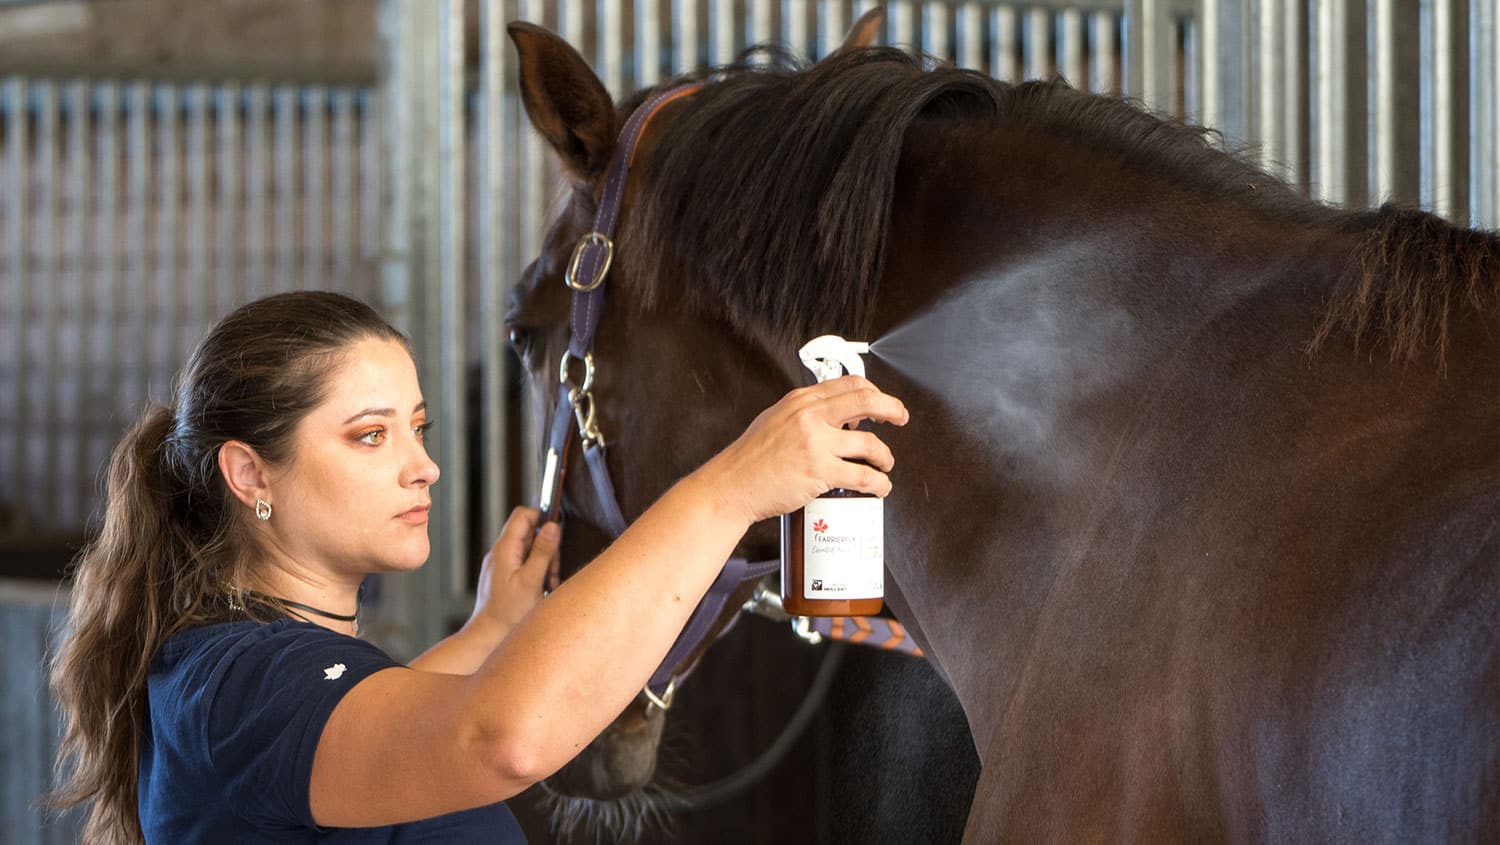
[{"x1": 503, "y1": 16, "x2": 1500, "y2": 841}]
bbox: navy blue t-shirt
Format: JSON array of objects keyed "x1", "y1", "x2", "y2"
[{"x1": 140, "y1": 619, "x2": 527, "y2": 843}]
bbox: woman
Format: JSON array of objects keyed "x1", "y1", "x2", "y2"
[{"x1": 48, "y1": 291, "x2": 906, "y2": 843}]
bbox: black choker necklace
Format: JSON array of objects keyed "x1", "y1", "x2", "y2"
[{"x1": 245, "y1": 586, "x2": 362, "y2": 623}]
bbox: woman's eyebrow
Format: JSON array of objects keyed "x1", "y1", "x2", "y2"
[{"x1": 341, "y1": 401, "x2": 427, "y2": 425}]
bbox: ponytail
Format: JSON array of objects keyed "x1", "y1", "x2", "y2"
[{"x1": 48, "y1": 405, "x2": 223, "y2": 845}]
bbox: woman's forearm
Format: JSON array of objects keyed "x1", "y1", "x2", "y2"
[{"x1": 460, "y1": 469, "x2": 750, "y2": 779}]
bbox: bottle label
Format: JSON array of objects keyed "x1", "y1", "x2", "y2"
[{"x1": 802, "y1": 497, "x2": 883, "y2": 600}]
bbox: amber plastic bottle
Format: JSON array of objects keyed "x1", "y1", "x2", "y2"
[{"x1": 780, "y1": 467, "x2": 884, "y2": 618}]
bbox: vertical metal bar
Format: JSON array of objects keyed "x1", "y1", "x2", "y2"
[
  {"x1": 1432, "y1": 0, "x2": 1469, "y2": 222},
  {"x1": 1492, "y1": 0, "x2": 1500, "y2": 227},
  {"x1": 1200, "y1": 0, "x2": 1221, "y2": 124},
  {"x1": 332, "y1": 88, "x2": 355, "y2": 294},
  {"x1": 1061, "y1": 9, "x2": 1084, "y2": 87},
  {"x1": 480, "y1": 0, "x2": 509, "y2": 548},
  {"x1": 1468, "y1": 0, "x2": 1492, "y2": 225},
  {"x1": 95, "y1": 81, "x2": 119, "y2": 515},
  {"x1": 1092, "y1": 12, "x2": 1118, "y2": 94},
  {"x1": 438, "y1": 0, "x2": 469, "y2": 597},
  {"x1": 1126, "y1": 0, "x2": 1172, "y2": 111},
  {"x1": 926, "y1": 2, "x2": 952, "y2": 64},
  {"x1": 563, "y1": 0, "x2": 586, "y2": 62},
  {"x1": 1, "y1": 78, "x2": 26, "y2": 528},
  {"x1": 1281, "y1": 0, "x2": 1307, "y2": 187},
  {"x1": 640, "y1": 0, "x2": 663, "y2": 85},
  {"x1": 125, "y1": 81, "x2": 149, "y2": 424},
  {"x1": 1314, "y1": 0, "x2": 1368, "y2": 207},
  {"x1": 246, "y1": 84, "x2": 269, "y2": 299},
  {"x1": 360, "y1": 89, "x2": 381, "y2": 271},
  {"x1": 216, "y1": 84, "x2": 240, "y2": 312},
  {"x1": 751, "y1": 0, "x2": 775, "y2": 48},
  {"x1": 36, "y1": 81, "x2": 59, "y2": 527},
  {"x1": 1258, "y1": 0, "x2": 1284, "y2": 174},
  {"x1": 993, "y1": 6, "x2": 1018, "y2": 82},
  {"x1": 304, "y1": 86, "x2": 327, "y2": 290},
  {"x1": 959, "y1": 3, "x2": 985, "y2": 71},
  {"x1": 186, "y1": 84, "x2": 208, "y2": 360},
  {"x1": 1372, "y1": 0, "x2": 1421, "y2": 207},
  {"x1": 787, "y1": 0, "x2": 810, "y2": 59},
  {"x1": 601, "y1": 0, "x2": 624, "y2": 93},
  {"x1": 274, "y1": 85, "x2": 298, "y2": 291},
  {"x1": 820, "y1": 0, "x2": 847, "y2": 57},
  {"x1": 521, "y1": 0, "x2": 549, "y2": 265},
  {"x1": 66, "y1": 80, "x2": 91, "y2": 528},
  {"x1": 155, "y1": 85, "x2": 178, "y2": 402},
  {"x1": 889, "y1": 0, "x2": 915, "y2": 51},
  {"x1": 713, "y1": 0, "x2": 738, "y2": 65},
  {"x1": 1025, "y1": 8, "x2": 1050, "y2": 80},
  {"x1": 677, "y1": 0, "x2": 701, "y2": 70}
]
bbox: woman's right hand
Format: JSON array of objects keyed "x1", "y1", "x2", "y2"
[{"x1": 692, "y1": 376, "x2": 909, "y2": 526}]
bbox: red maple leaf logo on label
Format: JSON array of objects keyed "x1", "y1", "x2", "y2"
[{"x1": 812, "y1": 519, "x2": 828, "y2": 533}]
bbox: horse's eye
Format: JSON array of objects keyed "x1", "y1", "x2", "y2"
[{"x1": 506, "y1": 326, "x2": 530, "y2": 356}]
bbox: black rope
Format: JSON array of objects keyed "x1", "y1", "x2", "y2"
[{"x1": 649, "y1": 640, "x2": 847, "y2": 813}]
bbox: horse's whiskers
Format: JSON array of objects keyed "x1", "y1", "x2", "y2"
[{"x1": 538, "y1": 778, "x2": 683, "y2": 843}]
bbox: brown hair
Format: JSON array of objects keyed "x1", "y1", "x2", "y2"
[{"x1": 47, "y1": 291, "x2": 408, "y2": 844}]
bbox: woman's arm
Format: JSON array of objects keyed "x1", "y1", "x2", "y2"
[
  {"x1": 307, "y1": 377, "x2": 907, "y2": 826},
  {"x1": 407, "y1": 510, "x2": 558, "y2": 676}
]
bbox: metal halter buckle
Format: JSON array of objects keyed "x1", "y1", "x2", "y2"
[
  {"x1": 557, "y1": 350, "x2": 594, "y2": 393},
  {"x1": 642, "y1": 677, "x2": 676, "y2": 712},
  {"x1": 564, "y1": 232, "x2": 614, "y2": 292}
]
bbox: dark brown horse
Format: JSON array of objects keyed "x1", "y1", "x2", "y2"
[{"x1": 505, "y1": 19, "x2": 1500, "y2": 841}]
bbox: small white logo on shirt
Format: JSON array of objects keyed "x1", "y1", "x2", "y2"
[{"x1": 323, "y1": 663, "x2": 347, "y2": 680}]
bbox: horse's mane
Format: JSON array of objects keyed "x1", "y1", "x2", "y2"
[{"x1": 626, "y1": 48, "x2": 1500, "y2": 361}]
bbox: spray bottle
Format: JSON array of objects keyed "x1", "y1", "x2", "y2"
[{"x1": 780, "y1": 335, "x2": 884, "y2": 617}]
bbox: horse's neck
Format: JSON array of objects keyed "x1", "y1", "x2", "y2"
[{"x1": 867, "y1": 125, "x2": 1400, "y2": 748}]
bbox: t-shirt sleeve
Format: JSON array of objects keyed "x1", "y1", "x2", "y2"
[{"x1": 202, "y1": 624, "x2": 403, "y2": 829}]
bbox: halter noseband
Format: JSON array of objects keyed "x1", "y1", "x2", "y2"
[{"x1": 536, "y1": 83, "x2": 781, "y2": 711}]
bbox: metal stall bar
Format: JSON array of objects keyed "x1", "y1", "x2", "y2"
[
  {"x1": 1313, "y1": 0, "x2": 1367, "y2": 207},
  {"x1": 1431, "y1": 0, "x2": 1469, "y2": 223},
  {"x1": 714, "y1": 0, "x2": 737, "y2": 65},
  {"x1": 274, "y1": 85, "x2": 298, "y2": 291},
  {"x1": 959, "y1": 2, "x2": 986, "y2": 70},
  {"x1": 35, "y1": 81, "x2": 58, "y2": 526},
  {"x1": 437, "y1": 0, "x2": 469, "y2": 598},
  {"x1": 926, "y1": 1, "x2": 953, "y2": 64},
  {"x1": 601, "y1": 0, "x2": 624, "y2": 91},
  {"x1": 186, "y1": 84, "x2": 209, "y2": 362},
  {"x1": 479, "y1": 0, "x2": 511, "y2": 555},
  {"x1": 1, "y1": 79, "x2": 23, "y2": 528},
  {"x1": 752, "y1": 0, "x2": 776, "y2": 55},
  {"x1": 125, "y1": 81, "x2": 149, "y2": 425},
  {"x1": 332, "y1": 88, "x2": 356, "y2": 293},
  {"x1": 1125, "y1": 0, "x2": 1173, "y2": 113},
  {"x1": 1025, "y1": 9, "x2": 1051, "y2": 80},
  {"x1": 1061, "y1": 8, "x2": 1084, "y2": 86},
  {"x1": 1472, "y1": 0, "x2": 1494, "y2": 225},
  {"x1": 1091, "y1": 10, "x2": 1117, "y2": 94},
  {"x1": 246, "y1": 84, "x2": 269, "y2": 299},
  {"x1": 640, "y1": 0, "x2": 663, "y2": 85},
  {"x1": 821, "y1": 0, "x2": 848, "y2": 58},
  {"x1": 1256, "y1": 0, "x2": 1286, "y2": 174},
  {"x1": 787, "y1": 0, "x2": 811, "y2": 59},
  {"x1": 66, "y1": 80, "x2": 91, "y2": 528},
  {"x1": 94, "y1": 81, "x2": 120, "y2": 508},
  {"x1": 1279, "y1": 0, "x2": 1305, "y2": 186},
  {"x1": 993, "y1": 6, "x2": 1019, "y2": 81},
  {"x1": 677, "y1": 0, "x2": 701, "y2": 71},
  {"x1": 305, "y1": 86, "x2": 327, "y2": 290},
  {"x1": 1371, "y1": 0, "x2": 1421, "y2": 207},
  {"x1": 154, "y1": 85, "x2": 179, "y2": 403},
  {"x1": 890, "y1": 0, "x2": 916, "y2": 50},
  {"x1": 216, "y1": 84, "x2": 241, "y2": 312}
]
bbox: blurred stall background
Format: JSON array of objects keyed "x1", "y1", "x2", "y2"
[{"x1": 1, "y1": 0, "x2": 1496, "y2": 842}]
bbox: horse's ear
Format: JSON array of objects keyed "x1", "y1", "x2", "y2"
[
  {"x1": 830, "y1": 7, "x2": 884, "y2": 57},
  {"x1": 508, "y1": 21, "x2": 616, "y2": 183}
]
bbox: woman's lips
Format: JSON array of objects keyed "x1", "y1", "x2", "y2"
[{"x1": 397, "y1": 505, "x2": 430, "y2": 524}]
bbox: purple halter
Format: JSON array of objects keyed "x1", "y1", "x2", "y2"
[{"x1": 535, "y1": 83, "x2": 780, "y2": 710}]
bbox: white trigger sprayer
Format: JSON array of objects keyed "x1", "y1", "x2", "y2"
[{"x1": 779, "y1": 334, "x2": 885, "y2": 618}]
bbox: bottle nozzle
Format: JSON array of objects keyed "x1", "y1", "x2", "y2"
[{"x1": 798, "y1": 335, "x2": 871, "y2": 383}]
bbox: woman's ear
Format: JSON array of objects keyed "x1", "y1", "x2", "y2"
[
  {"x1": 508, "y1": 21, "x2": 617, "y2": 185},
  {"x1": 218, "y1": 441, "x2": 270, "y2": 510}
]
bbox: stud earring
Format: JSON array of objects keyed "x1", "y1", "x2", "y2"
[{"x1": 255, "y1": 499, "x2": 272, "y2": 521}]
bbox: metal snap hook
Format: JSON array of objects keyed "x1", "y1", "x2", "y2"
[{"x1": 557, "y1": 350, "x2": 594, "y2": 393}]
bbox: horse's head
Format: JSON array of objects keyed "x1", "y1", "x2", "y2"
[{"x1": 503, "y1": 12, "x2": 884, "y2": 826}]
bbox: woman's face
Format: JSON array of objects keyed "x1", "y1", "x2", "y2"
[{"x1": 266, "y1": 336, "x2": 440, "y2": 578}]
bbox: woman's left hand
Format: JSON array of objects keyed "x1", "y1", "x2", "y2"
[{"x1": 469, "y1": 506, "x2": 561, "y2": 636}]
